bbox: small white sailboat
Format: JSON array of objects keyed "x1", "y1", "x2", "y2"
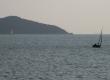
[{"x1": 10, "y1": 28, "x2": 14, "y2": 34}]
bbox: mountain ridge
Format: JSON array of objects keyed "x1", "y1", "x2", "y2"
[{"x1": 0, "y1": 16, "x2": 68, "y2": 34}]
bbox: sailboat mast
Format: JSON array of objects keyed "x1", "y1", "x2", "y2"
[{"x1": 100, "y1": 29, "x2": 102, "y2": 43}]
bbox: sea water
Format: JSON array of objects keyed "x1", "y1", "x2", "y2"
[{"x1": 0, "y1": 34, "x2": 110, "y2": 80}]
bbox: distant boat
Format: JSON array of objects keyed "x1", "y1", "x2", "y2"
[
  {"x1": 10, "y1": 29, "x2": 14, "y2": 34},
  {"x1": 92, "y1": 29, "x2": 102, "y2": 48}
]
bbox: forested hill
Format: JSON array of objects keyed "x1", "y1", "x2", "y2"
[{"x1": 0, "y1": 16, "x2": 68, "y2": 34}]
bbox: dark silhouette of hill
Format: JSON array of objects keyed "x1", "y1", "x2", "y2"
[{"x1": 0, "y1": 16, "x2": 68, "y2": 34}]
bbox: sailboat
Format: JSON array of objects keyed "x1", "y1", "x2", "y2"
[
  {"x1": 92, "y1": 29, "x2": 102, "y2": 48},
  {"x1": 10, "y1": 28, "x2": 14, "y2": 35}
]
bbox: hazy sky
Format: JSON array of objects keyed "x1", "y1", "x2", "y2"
[{"x1": 0, "y1": 0, "x2": 110, "y2": 34}]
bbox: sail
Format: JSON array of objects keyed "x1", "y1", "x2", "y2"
[{"x1": 98, "y1": 29, "x2": 102, "y2": 45}]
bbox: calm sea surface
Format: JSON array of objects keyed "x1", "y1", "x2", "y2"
[{"x1": 0, "y1": 34, "x2": 110, "y2": 80}]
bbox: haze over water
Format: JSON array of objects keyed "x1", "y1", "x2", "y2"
[{"x1": 0, "y1": 34, "x2": 110, "y2": 80}]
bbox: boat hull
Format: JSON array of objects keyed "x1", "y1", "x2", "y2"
[{"x1": 92, "y1": 44, "x2": 101, "y2": 48}]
